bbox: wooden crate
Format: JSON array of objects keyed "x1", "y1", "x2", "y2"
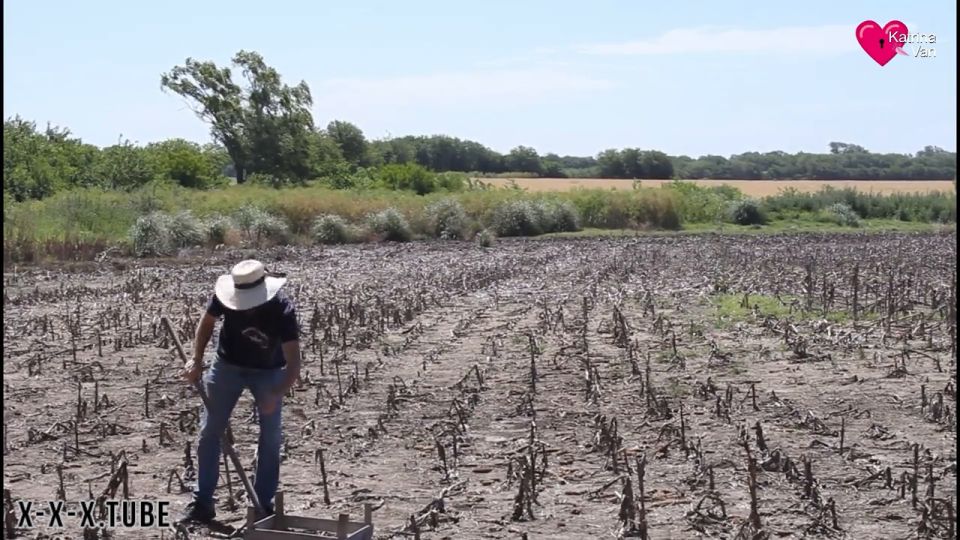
[{"x1": 243, "y1": 492, "x2": 374, "y2": 540}]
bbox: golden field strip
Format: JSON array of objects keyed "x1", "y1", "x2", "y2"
[{"x1": 482, "y1": 178, "x2": 956, "y2": 196}]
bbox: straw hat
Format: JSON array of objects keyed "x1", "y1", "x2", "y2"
[{"x1": 214, "y1": 260, "x2": 287, "y2": 311}]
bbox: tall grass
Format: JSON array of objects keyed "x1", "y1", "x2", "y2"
[
  {"x1": 4, "y1": 180, "x2": 954, "y2": 263},
  {"x1": 660, "y1": 180, "x2": 742, "y2": 223},
  {"x1": 761, "y1": 186, "x2": 956, "y2": 222}
]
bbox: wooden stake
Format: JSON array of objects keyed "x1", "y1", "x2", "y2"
[
  {"x1": 679, "y1": 403, "x2": 687, "y2": 452},
  {"x1": 852, "y1": 264, "x2": 859, "y2": 322},
  {"x1": 335, "y1": 360, "x2": 344, "y2": 405},
  {"x1": 410, "y1": 514, "x2": 420, "y2": 540},
  {"x1": 839, "y1": 417, "x2": 845, "y2": 455},
  {"x1": 912, "y1": 443, "x2": 920, "y2": 509},
  {"x1": 56, "y1": 464, "x2": 65, "y2": 500},
  {"x1": 754, "y1": 421, "x2": 767, "y2": 453},
  {"x1": 747, "y1": 456, "x2": 762, "y2": 530},
  {"x1": 318, "y1": 449, "x2": 331, "y2": 505}
]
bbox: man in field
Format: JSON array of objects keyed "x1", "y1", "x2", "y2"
[{"x1": 179, "y1": 259, "x2": 301, "y2": 524}]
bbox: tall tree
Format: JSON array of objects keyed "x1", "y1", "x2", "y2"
[
  {"x1": 597, "y1": 149, "x2": 625, "y2": 178},
  {"x1": 160, "y1": 50, "x2": 316, "y2": 183},
  {"x1": 620, "y1": 148, "x2": 643, "y2": 178},
  {"x1": 505, "y1": 146, "x2": 542, "y2": 174},
  {"x1": 326, "y1": 120, "x2": 368, "y2": 165},
  {"x1": 829, "y1": 142, "x2": 868, "y2": 155},
  {"x1": 640, "y1": 150, "x2": 674, "y2": 179}
]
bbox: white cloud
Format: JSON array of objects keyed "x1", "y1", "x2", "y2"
[
  {"x1": 313, "y1": 68, "x2": 613, "y2": 107},
  {"x1": 577, "y1": 24, "x2": 858, "y2": 55}
]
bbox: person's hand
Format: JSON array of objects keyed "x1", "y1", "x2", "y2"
[
  {"x1": 180, "y1": 360, "x2": 203, "y2": 385},
  {"x1": 259, "y1": 391, "x2": 283, "y2": 416}
]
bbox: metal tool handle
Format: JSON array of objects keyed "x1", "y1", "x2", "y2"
[{"x1": 161, "y1": 317, "x2": 265, "y2": 515}]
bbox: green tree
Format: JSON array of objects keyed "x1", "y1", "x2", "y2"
[
  {"x1": 160, "y1": 50, "x2": 317, "y2": 183},
  {"x1": 310, "y1": 131, "x2": 346, "y2": 176},
  {"x1": 326, "y1": 120, "x2": 368, "y2": 165},
  {"x1": 96, "y1": 139, "x2": 157, "y2": 190},
  {"x1": 828, "y1": 142, "x2": 868, "y2": 155},
  {"x1": 541, "y1": 159, "x2": 567, "y2": 178},
  {"x1": 640, "y1": 150, "x2": 674, "y2": 179},
  {"x1": 597, "y1": 149, "x2": 625, "y2": 178},
  {"x1": 505, "y1": 146, "x2": 542, "y2": 174},
  {"x1": 4, "y1": 117, "x2": 76, "y2": 200},
  {"x1": 146, "y1": 139, "x2": 222, "y2": 188},
  {"x1": 620, "y1": 148, "x2": 643, "y2": 178},
  {"x1": 371, "y1": 137, "x2": 416, "y2": 165}
]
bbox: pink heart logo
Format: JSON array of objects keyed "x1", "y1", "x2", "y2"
[{"x1": 856, "y1": 20, "x2": 908, "y2": 66}]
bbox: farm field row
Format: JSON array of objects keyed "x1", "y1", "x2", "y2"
[{"x1": 2, "y1": 232, "x2": 956, "y2": 539}]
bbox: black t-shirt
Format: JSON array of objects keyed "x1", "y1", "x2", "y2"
[{"x1": 206, "y1": 290, "x2": 300, "y2": 369}]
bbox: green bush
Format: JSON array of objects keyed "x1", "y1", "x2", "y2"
[
  {"x1": 827, "y1": 203, "x2": 862, "y2": 227},
  {"x1": 490, "y1": 200, "x2": 542, "y2": 237},
  {"x1": 488, "y1": 198, "x2": 582, "y2": 236},
  {"x1": 476, "y1": 228, "x2": 496, "y2": 248},
  {"x1": 232, "y1": 205, "x2": 289, "y2": 245},
  {"x1": 376, "y1": 163, "x2": 437, "y2": 195},
  {"x1": 434, "y1": 171, "x2": 469, "y2": 192},
  {"x1": 564, "y1": 189, "x2": 680, "y2": 230},
  {"x1": 129, "y1": 209, "x2": 208, "y2": 256},
  {"x1": 727, "y1": 199, "x2": 767, "y2": 225},
  {"x1": 203, "y1": 213, "x2": 233, "y2": 244},
  {"x1": 146, "y1": 138, "x2": 221, "y2": 189},
  {"x1": 566, "y1": 190, "x2": 614, "y2": 228},
  {"x1": 170, "y1": 210, "x2": 205, "y2": 247},
  {"x1": 317, "y1": 166, "x2": 376, "y2": 190},
  {"x1": 130, "y1": 212, "x2": 174, "y2": 256},
  {"x1": 662, "y1": 181, "x2": 742, "y2": 223},
  {"x1": 367, "y1": 208, "x2": 412, "y2": 242},
  {"x1": 541, "y1": 199, "x2": 581, "y2": 232},
  {"x1": 426, "y1": 198, "x2": 470, "y2": 239},
  {"x1": 233, "y1": 205, "x2": 264, "y2": 238},
  {"x1": 253, "y1": 214, "x2": 288, "y2": 244},
  {"x1": 311, "y1": 214, "x2": 351, "y2": 244},
  {"x1": 761, "y1": 186, "x2": 955, "y2": 223}
]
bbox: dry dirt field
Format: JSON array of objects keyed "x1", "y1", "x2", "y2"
[
  {"x1": 3, "y1": 232, "x2": 957, "y2": 539},
  {"x1": 482, "y1": 178, "x2": 956, "y2": 196}
]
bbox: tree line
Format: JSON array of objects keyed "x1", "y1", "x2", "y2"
[{"x1": 4, "y1": 50, "x2": 955, "y2": 201}]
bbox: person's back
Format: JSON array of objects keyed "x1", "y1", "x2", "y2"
[{"x1": 208, "y1": 290, "x2": 298, "y2": 370}]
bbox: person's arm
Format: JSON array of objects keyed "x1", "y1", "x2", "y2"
[
  {"x1": 276, "y1": 296, "x2": 301, "y2": 394},
  {"x1": 278, "y1": 340, "x2": 301, "y2": 394},
  {"x1": 193, "y1": 314, "x2": 217, "y2": 362},
  {"x1": 182, "y1": 296, "x2": 222, "y2": 384}
]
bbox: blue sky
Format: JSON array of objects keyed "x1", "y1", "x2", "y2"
[{"x1": 3, "y1": 0, "x2": 956, "y2": 157}]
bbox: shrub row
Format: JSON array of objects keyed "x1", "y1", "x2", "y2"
[
  {"x1": 128, "y1": 199, "x2": 495, "y2": 253},
  {"x1": 4, "y1": 180, "x2": 954, "y2": 262},
  {"x1": 130, "y1": 206, "x2": 291, "y2": 256},
  {"x1": 762, "y1": 186, "x2": 956, "y2": 223}
]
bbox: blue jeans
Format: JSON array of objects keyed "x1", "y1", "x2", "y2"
[{"x1": 194, "y1": 359, "x2": 285, "y2": 512}]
